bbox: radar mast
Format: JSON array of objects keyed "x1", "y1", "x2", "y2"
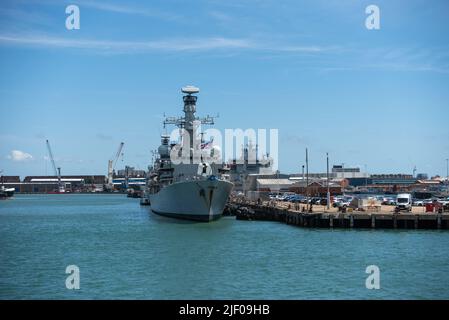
[{"x1": 163, "y1": 86, "x2": 216, "y2": 154}]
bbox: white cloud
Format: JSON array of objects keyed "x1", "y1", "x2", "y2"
[
  {"x1": 0, "y1": 33, "x2": 333, "y2": 56},
  {"x1": 0, "y1": 34, "x2": 253, "y2": 53},
  {"x1": 75, "y1": 1, "x2": 181, "y2": 21},
  {"x1": 7, "y1": 150, "x2": 33, "y2": 161}
]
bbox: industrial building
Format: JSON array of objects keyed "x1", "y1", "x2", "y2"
[
  {"x1": 116, "y1": 167, "x2": 146, "y2": 178},
  {"x1": 1, "y1": 175, "x2": 106, "y2": 193},
  {"x1": 112, "y1": 177, "x2": 146, "y2": 188},
  {"x1": 331, "y1": 165, "x2": 368, "y2": 179},
  {"x1": 290, "y1": 165, "x2": 368, "y2": 180},
  {"x1": 0, "y1": 140, "x2": 149, "y2": 193},
  {"x1": 289, "y1": 180, "x2": 343, "y2": 197},
  {"x1": 370, "y1": 174, "x2": 417, "y2": 185},
  {"x1": 0, "y1": 170, "x2": 148, "y2": 193},
  {"x1": 256, "y1": 178, "x2": 294, "y2": 193}
]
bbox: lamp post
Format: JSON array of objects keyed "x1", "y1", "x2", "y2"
[
  {"x1": 306, "y1": 148, "x2": 309, "y2": 212},
  {"x1": 326, "y1": 153, "x2": 330, "y2": 210},
  {"x1": 446, "y1": 158, "x2": 448, "y2": 186},
  {"x1": 301, "y1": 164, "x2": 305, "y2": 212},
  {"x1": 365, "y1": 164, "x2": 368, "y2": 189},
  {"x1": 341, "y1": 163, "x2": 345, "y2": 197},
  {"x1": 301, "y1": 164, "x2": 305, "y2": 191}
]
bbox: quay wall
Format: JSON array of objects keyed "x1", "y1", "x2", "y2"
[{"x1": 229, "y1": 202, "x2": 449, "y2": 230}]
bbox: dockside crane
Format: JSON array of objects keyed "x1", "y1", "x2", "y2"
[
  {"x1": 107, "y1": 142, "x2": 124, "y2": 191},
  {"x1": 46, "y1": 139, "x2": 65, "y2": 193}
]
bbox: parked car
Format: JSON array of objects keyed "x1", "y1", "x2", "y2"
[
  {"x1": 319, "y1": 198, "x2": 328, "y2": 206},
  {"x1": 308, "y1": 197, "x2": 321, "y2": 205},
  {"x1": 382, "y1": 197, "x2": 396, "y2": 206},
  {"x1": 333, "y1": 196, "x2": 353, "y2": 208},
  {"x1": 275, "y1": 194, "x2": 287, "y2": 201},
  {"x1": 332, "y1": 197, "x2": 344, "y2": 206},
  {"x1": 285, "y1": 194, "x2": 299, "y2": 202},
  {"x1": 412, "y1": 199, "x2": 424, "y2": 206}
]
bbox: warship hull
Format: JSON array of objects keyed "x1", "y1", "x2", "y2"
[{"x1": 149, "y1": 179, "x2": 233, "y2": 222}]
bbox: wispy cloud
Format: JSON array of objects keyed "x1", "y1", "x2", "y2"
[
  {"x1": 1, "y1": 32, "x2": 446, "y2": 74},
  {"x1": 7, "y1": 150, "x2": 33, "y2": 162},
  {"x1": 0, "y1": 6, "x2": 53, "y2": 27},
  {"x1": 0, "y1": 32, "x2": 335, "y2": 56},
  {"x1": 320, "y1": 63, "x2": 449, "y2": 74},
  {"x1": 96, "y1": 133, "x2": 112, "y2": 141},
  {"x1": 208, "y1": 10, "x2": 234, "y2": 23},
  {"x1": 318, "y1": 46, "x2": 449, "y2": 74},
  {"x1": 73, "y1": 0, "x2": 182, "y2": 21},
  {"x1": 43, "y1": 155, "x2": 84, "y2": 164},
  {"x1": 0, "y1": 33, "x2": 254, "y2": 53},
  {"x1": 268, "y1": 45, "x2": 325, "y2": 53}
]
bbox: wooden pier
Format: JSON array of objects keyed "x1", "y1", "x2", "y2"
[{"x1": 228, "y1": 202, "x2": 449, "y2": 230}]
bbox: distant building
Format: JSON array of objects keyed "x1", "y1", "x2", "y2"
[
  {"x1": 3, "y1": 175, "x2": 106, "y2": 193},
  {"x1": 370, "y1": 174, "x2": 416, "y2": 185},
  {"x1": 332, "y1": 165, "x2": 367, "y2": 179},
  {"x1": 240, "y1": 174, "x2": 288, "y2": 193},
  {"x1": 289, "y1": 164, "x2": 367, "y2": 182},
  {"x1": 346, "y1": 177, "x2": 373, "y2": 187},
  {"x1": 23, "y1": 175, "x2": 106, "y2": 184},
  {"x1": 256, "y1": 178, "x2": 294, "y2": 193},
  {"x1": 289, "y1": 180, "x2": 343, "y2": 196},
  {"x1": 0, "y1": 176, "x2": 20, "y2": 183},
  {"x1": 362, "y1": 175, "x2": 447, "y2": 194},
  {"x1": 112, "y1": 177, "x2": 146, "y2": 187},
  {"x1": 116, "y1": 167, "x2": 146, "y2": 178},
  {"x1": 416, "y1": 173, "x2": 428, "y2": 180},
  {"x1": 415, "y1": 180, "x2": 442, "y2": 186}
]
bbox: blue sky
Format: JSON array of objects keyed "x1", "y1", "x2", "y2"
[{"x1": 0, "y1": 0, "x2": 448, "y2": 178}]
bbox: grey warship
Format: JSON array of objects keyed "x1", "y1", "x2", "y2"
[{"x1": 142, "y1": 86, "x2": 233, "y2": 222}]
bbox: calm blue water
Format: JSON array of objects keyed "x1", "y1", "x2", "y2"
[{"x1": 0, "y1": 194, "x2": 448, "y2": 300}]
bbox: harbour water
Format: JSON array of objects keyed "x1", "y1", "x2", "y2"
[{"x1": 1, "y1": 194, "x2": 448, "y2": 300}]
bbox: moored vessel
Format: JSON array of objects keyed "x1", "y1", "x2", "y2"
[
  {"x1": 0, "y1": 172, "x2": 15, "y2": 199},
  {"x1": 142, "y1": 86, "x2": 233, "y2": 222}
]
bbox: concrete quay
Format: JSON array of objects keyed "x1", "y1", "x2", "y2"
[{"x1": 228, "y1": 201, "x2": 449, "y2": 230}]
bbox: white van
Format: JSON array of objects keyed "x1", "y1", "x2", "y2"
[{"x1": 396, "y1": 193, "x2": 412, "y2": 212}]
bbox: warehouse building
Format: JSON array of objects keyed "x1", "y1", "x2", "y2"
[{"x1": 2, "y1": 175, "x2": 106, "y2": 193}]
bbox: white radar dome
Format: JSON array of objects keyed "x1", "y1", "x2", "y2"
[{"x1": 182, "y1": 86, "x2": 200, "y2": 94}]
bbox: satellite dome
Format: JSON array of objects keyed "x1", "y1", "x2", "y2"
[
  {"x1": 158, "y1": 144, "x2": 170, "y2": 158},
  {"x1": 182, "y1": 86, "x2": 200, "y2": 94}
]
